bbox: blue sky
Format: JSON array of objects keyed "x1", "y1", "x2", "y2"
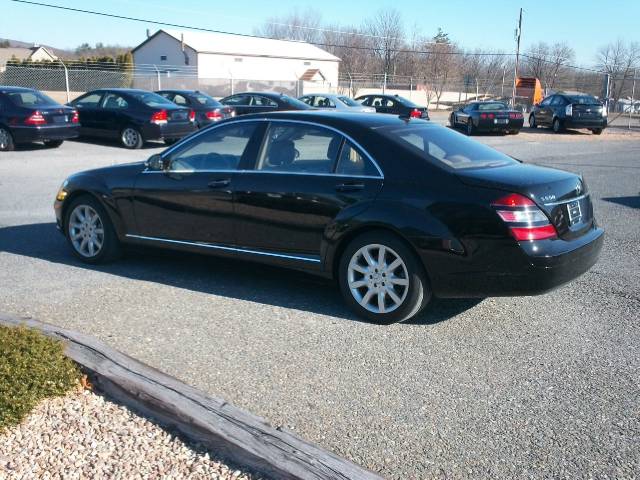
[{"x1": 2, "y1": 0, "x2": 638, "y2": 66}]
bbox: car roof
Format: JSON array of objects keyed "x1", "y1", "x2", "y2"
[
  {"x1": 89, "y1": 88, "x2": 152, "y2": 94},
  {"x1": 227, "y1": 91, "x2": 290, "y2": 98},
  {"x1": 0, "y1": 86, "x2": 38, "y2": 93},
  {"x1": 157, "y1": 89, "x2": 206, "y2": 95}
]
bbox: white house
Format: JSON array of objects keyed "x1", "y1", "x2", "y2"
[
  {"x1": 131, "y1": 29, "x2": 340, "y2": 87},
  {"x1": 0, "y1": 46, "x2": 58, "y2": 71}
]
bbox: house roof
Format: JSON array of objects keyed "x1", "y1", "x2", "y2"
[
  {"x1": 0, "y1": 46, "x2": 58, "y2": 65},
  {"x1": 133, "y1": 29, "x2": 340, "y2": 62}
]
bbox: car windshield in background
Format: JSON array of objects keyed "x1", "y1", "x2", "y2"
[
  {"x1": 280, "y1": 96, "x2": 313, "y2": 109},
  {"x1": 130, "y1": 92, "x2": 175, "y2": 108},
  {"x1": 377, "y1": 125, "x2": 518, "y2": 170},
  {"x1": 478, "y1": 102, "x2": 508, "y2": 111},
  {"x1": 568, "y1": 95, "x2": 600, "y2": 105},
  {"x1": 6, "y1": 90, "x2": 58, "y2": 107},
  {"x1": 337, "y1": 96, "x2": 361, "y2": 107},
  {"x1": 193, "y1": 93, "x2": 222, "y2": 107}
]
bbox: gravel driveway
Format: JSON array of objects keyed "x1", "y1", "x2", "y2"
[{"x1": 0, "y1": 132, "x2": 638, "y2": 479}]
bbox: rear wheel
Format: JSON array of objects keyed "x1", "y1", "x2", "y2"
[
  {"x1": 552, "y1": 117, "x2": 563, "y2": 133},
  {"x1": 338, "y1": 231, "x2": 431, "y2": 324},
  {"x1": 43, "y1": 139, "x2": 64, "y2": 148},
  {"x1": 466, "y1": 120, "x2": 475, "y2": 136},
  {"x1": 591, "y1": 128, "x2": 603, "y2": 135},
  {"x1": 529, "y1": 114, "x2": 537, "y2": 128},
  {"x1": 510, "y1": 129, "x2": 520, "y2": 135},
  {"x1": 0, "y1": 127, "x2": 15, "y2": 151},
  {"x1": 64, "y1": 195, "x2": 121, "y2": 264},
  {"x1": 120, "y1": 126, "x2": 143, "y2": 149}
]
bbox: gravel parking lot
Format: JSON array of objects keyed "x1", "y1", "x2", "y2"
[{"x1": 0, "y1": 128, "x2": 638, "y2": 478}]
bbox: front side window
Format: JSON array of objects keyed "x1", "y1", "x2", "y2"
[
  {"x1": 335, "y1": 142, "x2": 379, "y2": 177},
  {"x1": 256, "y1": 123, "x2": 342, "y2": 174},
  {"x1": 551, "y1": 96, "x2": 566, "y2": 106},
  {"x1": 378, "y1": 124, "x2": 518, "y2": 170},
  {"x1": 73, "y1": 93, "x2": 103, "y2": 108},
  {"x1": 358, "y1": 97, "x2": 372, "y2": 106},
  {"x1": 101, "y1": 93, "x2": 129, "y2": 109},
  {"x1": 315, "y1": 96, "x2": 335, "y2": 108},
  {"x1": 539, "y1": 96, "x2": 553, "y2": 106},
  {"x1": 168, "y1": 123, "x2": 257, "y2": 172}
]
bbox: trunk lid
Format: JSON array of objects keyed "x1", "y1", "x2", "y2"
[
  {"x1": 166, "y1": 106, "x2": 191, "y2": 123},
  {"x1": 457, "y1": 163, "x2": 594, "y2": 239},
  {"x1": 571, "y1": 103, "x2": 604, "y2": 120},
  {"x1": 37, "y1": 106, "x2": 75, "y2": 125}
]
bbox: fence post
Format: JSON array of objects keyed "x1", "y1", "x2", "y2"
[
  {"x1": 630, "y1": 69, "x2": 636, "y2": 130},
  {"x1": 383, "y1": 72, "x2": 387, "y2": 94},
  {"x1": 60, "y1": 60, "x2": 70, "y2": 103},
  {"x1": 153, "y1": 65, "x2": 161, "y2": 90},
  {"x1": 409, "y1": 77, "x2": 413, "y2": 99},
  {"x1": 501, "y1": 65, "x2": 506, "y2": 98},
  {"x1": 348, "y1": 72, "x2": 353, "y2": 97},
  {"x1": 475, "y1": 79, "x2": 479, "y2": 100}
]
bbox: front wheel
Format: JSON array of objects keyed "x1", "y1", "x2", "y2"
[
  {"x1": 120, "y1": 126, "x2": 143, "y2": 149},
  {"x1": 552, "y1": 118, "x2": 563, "y2": 133},
  {"x1": 338, "y1": 232, "x2": 431, "y2": 324},
  {"x1": 466, "y1": 120, "x2": 475, "y2": 136},
  {"x1": 0, "y1": 126, "x2": 15, "y2": 151},
  {"x1": 64, "y1": 195, "x2": 121, "y2": 264},
  {"x1": 529, "y1": 114, "x2": 537, "y2": 128},
  {"x1": 591, "y1": 128, "x2": 603, "y2": 135},
  {"x1": 43, "y1": 139, "x2": 64, "y2": 148}
]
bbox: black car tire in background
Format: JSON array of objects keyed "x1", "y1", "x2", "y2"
[
  {"x1": 0, "y1": 126, "x2": 15, "y2": 151},
  {"x1": 338, "y1": 231, "x2": 431, "y2": 324},
  {"x1": 64, "y1": 194, "x2": 121, "y2": 264},
  {"x1": 43, "y1": 139, "x2": 64, "y2": 148},
  {"x1": 591, "y1": 128, "x2": 603, "y2": 135},
  {"x1": 466, "y1": 121, "x2": 475, "y2": 136},
  {"x1": 529, "y1": 114, "x2": 537, "y2": 128},
  {"x1": 552, "y1": 118, "x2": 563, "y2": 133},
  {"x1": 120, "y1": 126, "x2": 144, "y2": 149},
  {"x1": 449, "y1": 113, "x2": 457, "y2": 128}
]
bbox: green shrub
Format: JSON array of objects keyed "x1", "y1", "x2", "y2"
[{"x1": 0, "y1": 325, "x2": 80, "y2": 433}]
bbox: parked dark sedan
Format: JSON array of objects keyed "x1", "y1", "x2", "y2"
[
  {"x1": 450, "y1": 101, "x2": 524, "y2": 135},
  {"x1": 529, "y1": 93, "x2": 607, "y2": 134},
  {"x1": 54, "y1": 111, "x2": 603, "y2": 324},
  {"x1": 0, "y1": 86, "x2": 79, "y2": 151},
  {"x1": 355, "y1": 94, "x2": 429, "y2": 119},
  {"x1": 219, "y1": 91, "x2": 313, "y2": 116},
  {"x1": 69, "y1": 88, "x2": 196, "y2": 149},
  {"x1": 156, "y1": 89, "x2": 235, "y2": 128}
]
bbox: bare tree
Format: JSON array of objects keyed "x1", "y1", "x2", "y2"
[
  {"x1": 362, "y1": 8, "x2": 405, "y2": 76},
  {"x1": 596, "y1": 39, "x2": 640, "y2": 111},
  {"x1": 420, "y1": 29, "x2": 459, "y2": 108},
  {"x1": 253, "y1": 8, "x2": 323, "y2": 44},
  {"x1": 523, "y1": 42, "x2": 575, "y2": 92}
]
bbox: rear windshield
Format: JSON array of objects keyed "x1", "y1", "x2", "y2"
[
  {"x1": 567, "y1": 95, "x2": 599, "y2": 105},
  {"x1": 477, "y1": 102, "x2": 508, "y2": 110},
  {"x1": 337, "y1": 96, "x2": 360, "y2": 107},
  {"x1": 394, "y1": 96, "x2": 420, "y2": 107},
  {"x1": 280, "y1": 95, "x2": 313, "y2": 109},
  {"x1": 5, "y1": 90, "x2": 58, "y2": 107},
  {"x1": 192, "y1": 93, "x2": 222, "y2": 107},
  {"x1": 377, "y1": 124, "x2": 518, "y2": 170},
  {"x1": 130, "y1": 91, "x2": 176, "y2": 108}
]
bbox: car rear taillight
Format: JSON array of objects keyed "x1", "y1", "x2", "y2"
[
  {"x1": 491, "y1": 193, "x2": 557, "y2": 241},
  {"x1": 24, "y1": 111, "x2": 46, "y2": 125},
  {"x1": 509, "y1": 112, "x2": 523, "y2": 119},
  {"x1": 480, "y1": 113, "x2": 495, "y2": 120},
  {"x1": 71, "y1": 110, "x2": 79, "y2": 124},
  {"x1": 189, "y1": 109, "x2": 196, "y2": 122},
  {"x1": 410, "y1": 108, "x2": 422, "y2": 118},
  {"x1": 206, "y1": 109, "x2": 224, "y2": 121},
  {"x1": 150, "y1": 110, "x2": 168, "y2": 125}
]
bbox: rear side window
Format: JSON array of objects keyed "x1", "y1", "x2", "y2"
[
  {"x1": 256, "y1": 123, "x2": 341, "y2": 174},
  {"x1": 478, "y1": 102, "x2": 508, "y2": 110},
  {"x1": 223, "y1": 95, "x2": 250, "y2": 106},
  {"x1": 7, "y1": 90, "x2": 58, "y2": 107},
  {"x1": 336, "y1": 142, "x2": 379, "y2": 177},
  {"x1": 193, "y1": 93, "x2": 221, "y2": 107},
  {"x1": 251, "y1": 96, "x2": 278, "y2": 107},
  {"x1": 101, "y1": 93, "x2": 129, "y2": 109},
  {"x1": 378, "y1": 125, "x2": 518, "y2": 170},
  {"x1": 168, "y1": 123, "x2": 257, "y2": 172}
]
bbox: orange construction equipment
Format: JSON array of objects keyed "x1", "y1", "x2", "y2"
[{"x1": 515, "y1": 77, "x2": 544, "y2": 107}]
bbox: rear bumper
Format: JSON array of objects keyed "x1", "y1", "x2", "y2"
[
  {"x1": 141, "y1": 122, "x2": 196, "y2": 140},
  {"x1": 477, "y1": 118, "x2": 524, "y2": 131},
  {"x1": 11, "y1": 124, "x2": 80, "y2": 143},
  {"x1": 426, "y1": 227, "x2": 604, "y2": 298},
  {"x1": 563, "y1": 117, "x2": 607, "y2": 129}
]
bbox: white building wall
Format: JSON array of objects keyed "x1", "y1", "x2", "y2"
[{"x1": 132, "y1": 31, "x2": 198, "y2": 73}]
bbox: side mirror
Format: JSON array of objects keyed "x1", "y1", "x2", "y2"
[{"x1": 146, "y1": 153, "x2": 169, "y2": 171}]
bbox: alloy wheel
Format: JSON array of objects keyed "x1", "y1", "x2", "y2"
[
  {"x1": 122, "y1": 128, "x2": 140, "y2": 148},
  {"x1": 0, "y1": 128, "x2": 11, "y2": 150},
  {"x1": 347, "y1": 244, "x2": 409, "y2": 314},
  {"x1": 68, "y1": 205, "x2": 105, "y2": 258}
]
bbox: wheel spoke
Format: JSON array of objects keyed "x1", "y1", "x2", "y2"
[
  {"x1": 386, "y1": 287, "x2": 402, "y2": 306},
  {"x1": 377, "y1": 291, "x2": 386, "y2": 313},
  {"x1": 377, "y1": 245, "x2": 386, "y2": 267},
  {"x1": 362, "y1": 248, "x2": 376, "y2": 267},
  {"x1": 80, "y1": 237, "x2": 88, "y2": 253},
  {"x1": 387, "y1": 258, "x2": 403, "y2": 272},
  {"x1": 71, "y1": 231, "x2": 83, "y2": 240},
  {"x1": 361, "y1": 289, "x2": 375, "y2": 306},
  {"x1": 349, "y1": 279, "x2": 368, "y2": 289},
  {"x1": 94, "y1": 228, "x2": 104, "y2": 235},
  {"x1": 88, "y1": 240, "x2": 95, "y2": 256},
  {"x1": 389, "y1": 276, "x2": 409, "y2": 286}
]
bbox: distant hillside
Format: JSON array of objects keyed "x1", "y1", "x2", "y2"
[{"x1": 0, "y1": 38, "x2": 132, "y2": 60}]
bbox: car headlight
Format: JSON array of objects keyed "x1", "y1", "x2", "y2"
[{"x1": 56, "y1": 180, "x2": 69, "y2": 201}]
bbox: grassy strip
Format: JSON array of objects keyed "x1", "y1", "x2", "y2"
[{"x1": 0, "y1": 325, "x2": 80, "y2": 433}]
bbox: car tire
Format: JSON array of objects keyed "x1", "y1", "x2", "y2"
[
  {"x1": 164, "y1": 138, "x2": 179, "y2": 146},
  {"x1": 466, "y1": 120, "x2": 475, "y2": 136},
  {"x1": 552, "y1": 118, "x2": 563, "y2": 133},
  {"x1": 529, "y1": 114, "x2": 537, "y2": 128},
  {"x1": 64, "y1": 194, "x2": 121, "y2": 264},
  {"x1": 120, "y1": 126, "x2": 143, "y2": 149},
  {"x1": 0, "y1": 126, "x2": 15, "y2": 151},
  {"x1": 510, "y1": 129, "x2": 520, "y2": 135},
  {"x1": 449, "y1": 113, "x2": 457, "y2": 128},
  {"x1": 43, "y1": 139, "x2": 64, "y2": 148},
  {"x1": 338, "y1": 231, "x2": 431, "y2": 324},
  {"x1": 591, "y1": 128, "x2": 603, "y2": 135}
]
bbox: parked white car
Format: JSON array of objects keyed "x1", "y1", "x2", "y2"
[{"x1": 299, "y1": 93, "x2": 376, "y2": 113}]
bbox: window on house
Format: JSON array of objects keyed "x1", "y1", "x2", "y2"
[
  {"x1": 160, "y1": 55, "x2": 167, "y2": 61},
  {"x1": 304, "y1": 61, "x2": 311, "y2": 66},
  {"x1": 234, "y1": 57, "x2": 243, "y2": 62}
]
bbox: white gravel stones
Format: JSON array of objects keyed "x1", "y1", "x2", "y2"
[{"x1": 0, "y1": 390, "x2": 255, "y2": 479}]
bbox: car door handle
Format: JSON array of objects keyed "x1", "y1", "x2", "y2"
[
  {"x1": 335, "y1": 182, "x2": 365, "y2": 192},
  {"x1": 208, "y1": 179, "x2": 231, "y2": 188}
]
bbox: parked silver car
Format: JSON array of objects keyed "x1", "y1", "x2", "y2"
[{"x1": 299, "y1": 93, "x2": 376, "y2": 113}]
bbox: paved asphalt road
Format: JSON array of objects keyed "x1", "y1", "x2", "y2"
[{"x1": 1, "y1": 126, "x2": 638, "y2": 479}]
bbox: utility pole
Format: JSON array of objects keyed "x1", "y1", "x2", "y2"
[{"x1": 511, "y1": 7, "x2": 523, "y2": 107}]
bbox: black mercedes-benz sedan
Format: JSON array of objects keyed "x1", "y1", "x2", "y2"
[
  {"x1": 529, "y1": 93, "x2": 607, "y2": 134},
  {"x1": 156, "y1": 89, "x2": 235, "y2": 128},
  {"x1": 450, "y1": 101, "x2": 524, "y2": 135},
  {"x1": 219, "y1": 91, "x2": 313, "y2": 116},
  {"x1": 69, "y1": 88, "x2": 196, "y2": 149},
  {"x1": 0, "y1": 86, "x2": 79, "y2": 151},
  {"x1": 53, "y1": 111, "x2": 603, "y2": 324},
  {"x1": 354, "y1": 94, "x2": 429, "y2": 120}
]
